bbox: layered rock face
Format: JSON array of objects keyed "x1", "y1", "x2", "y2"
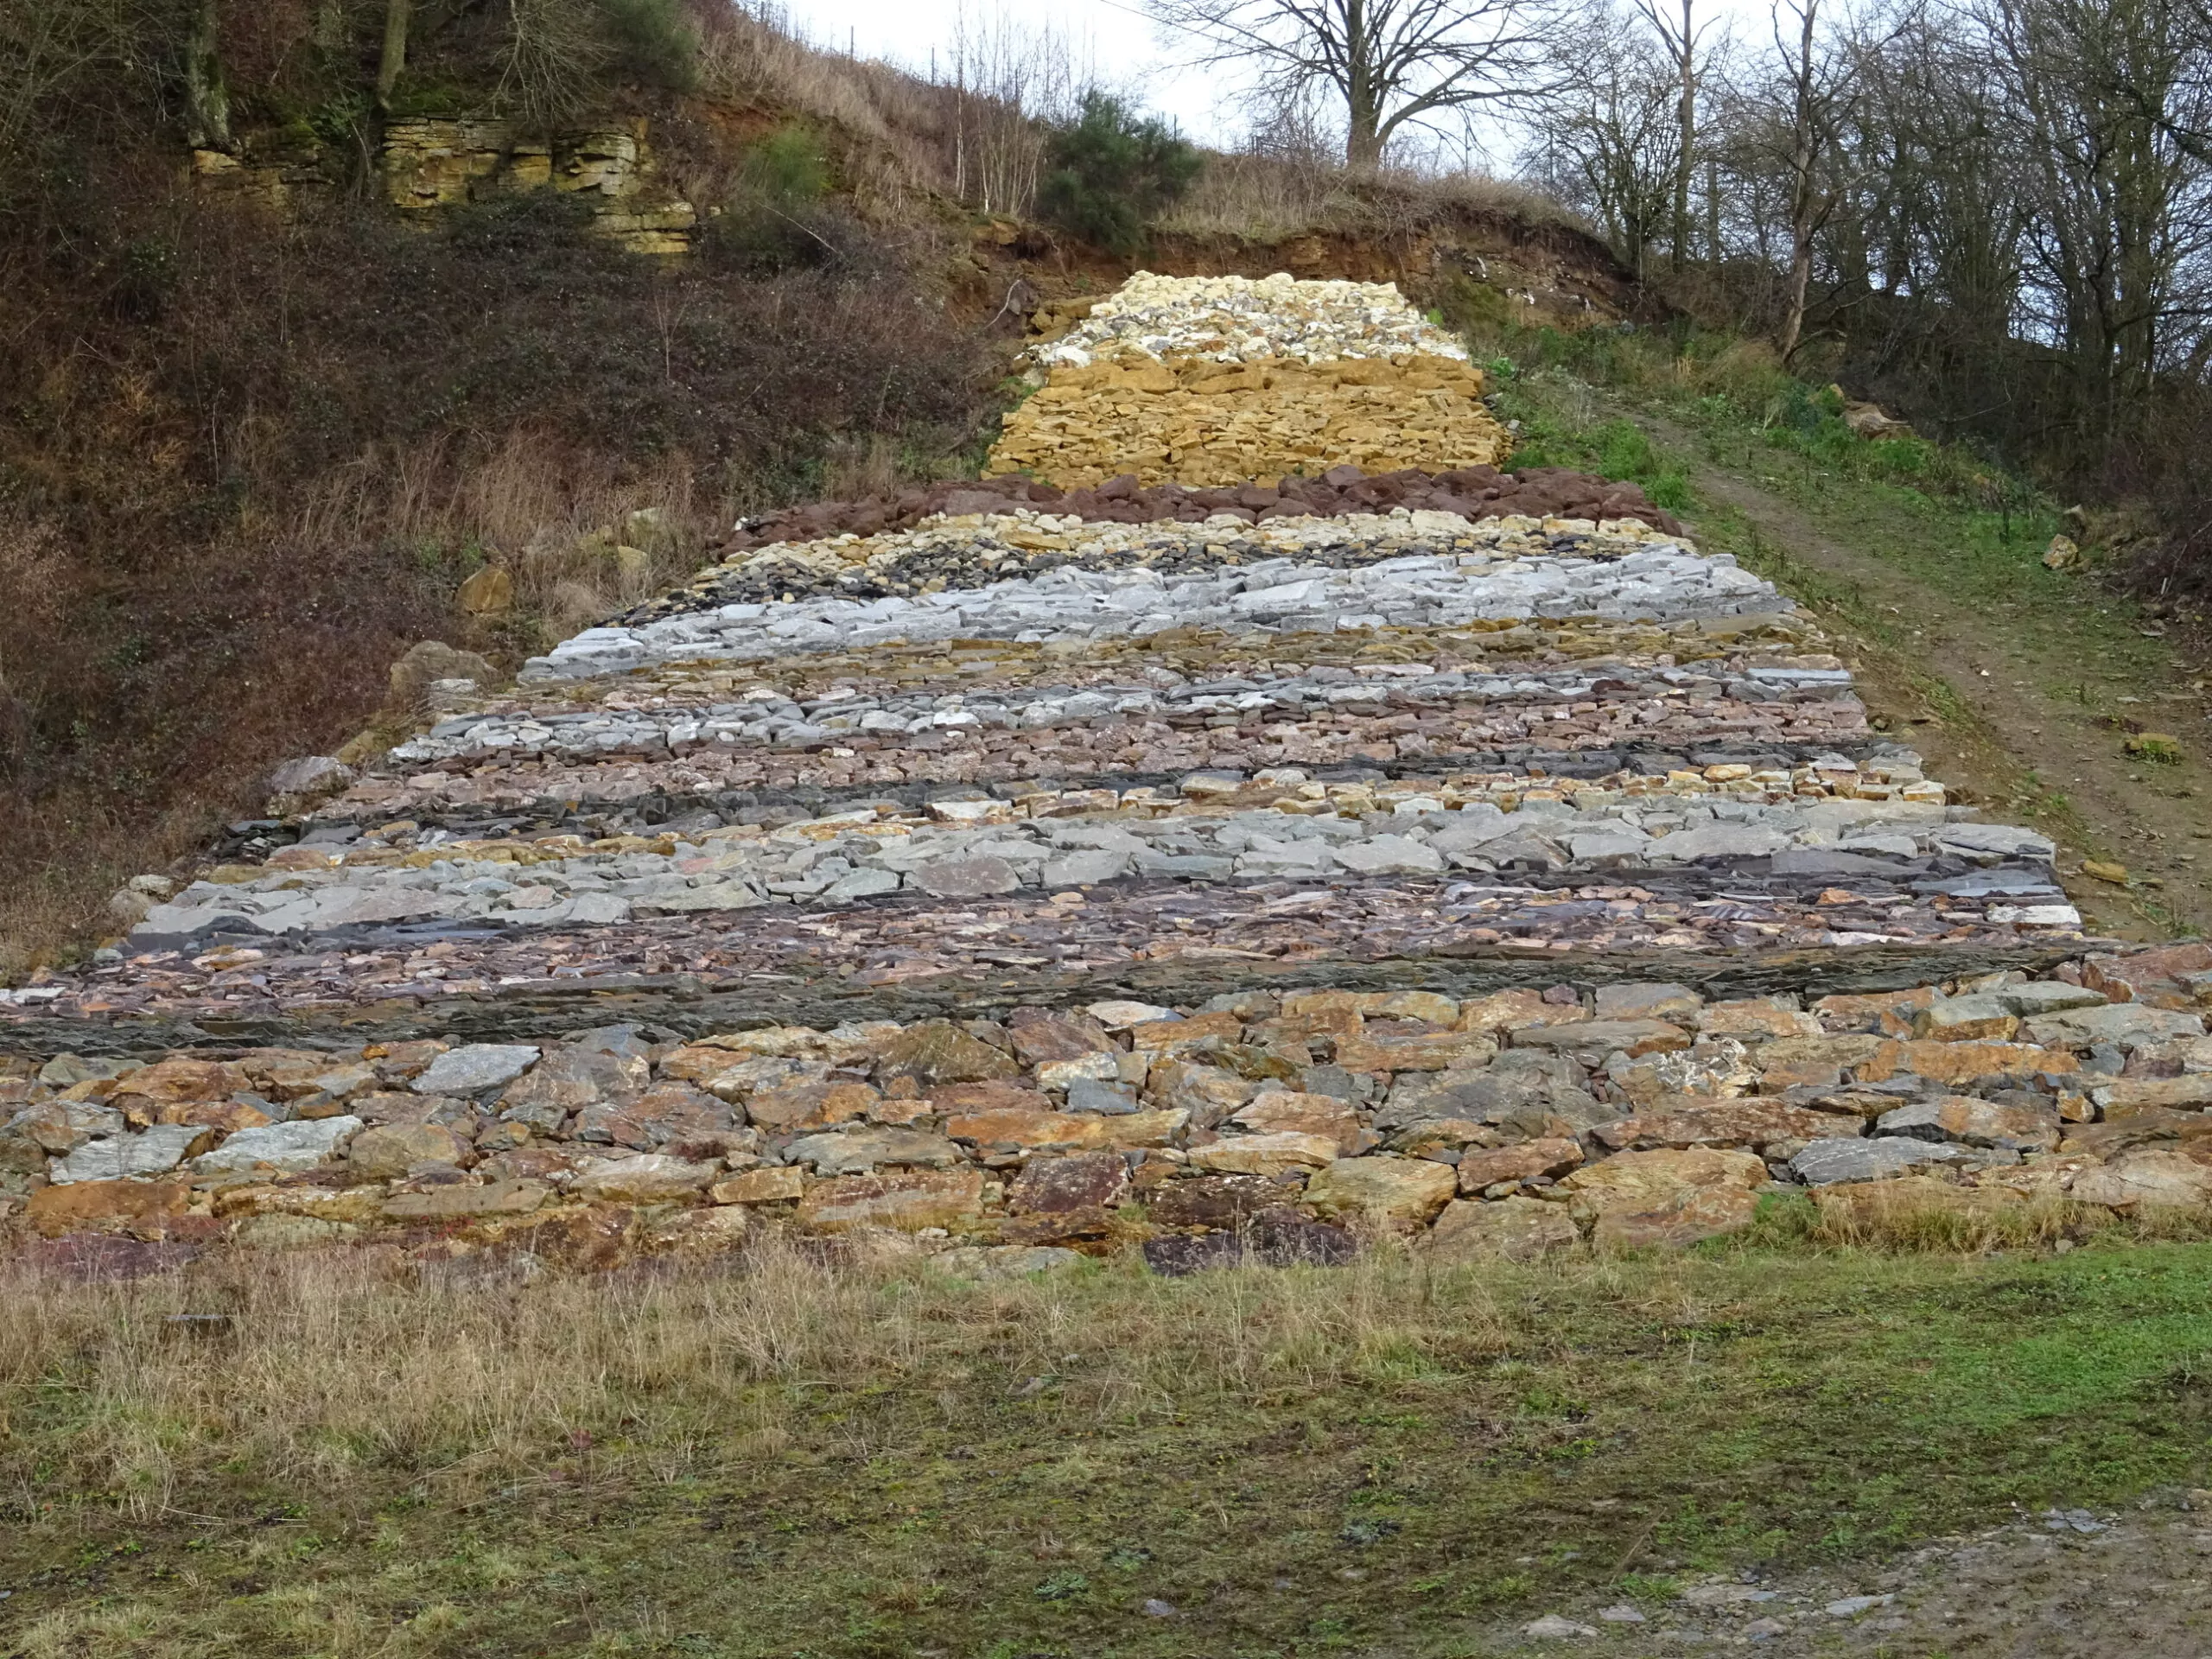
[
  {"x1": 986, "y1": 275, "x2": 1513, "y2": 486},
  {"x1": 7, "y1": 272, "x2": 2200, "y2": 1272}
]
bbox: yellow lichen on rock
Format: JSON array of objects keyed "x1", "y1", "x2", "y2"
[{"x1": 986, "y1": 352, "x2": 1512, "y2": 487}]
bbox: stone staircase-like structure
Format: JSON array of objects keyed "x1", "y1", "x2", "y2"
[{"x1": 8, "y1": 273, "x2": 2210, "y2": 1269}]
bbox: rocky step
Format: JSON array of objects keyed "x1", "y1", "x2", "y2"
[
  {"x1": 129, "y1": 793, "x2": 2053, "y2": 944},
  {"x1": 12, "y1": 963, "x2": 2209, "y2": 1264},
  {"x1": 276, "y1": 748, "x2": 1933, "y2": 854},
  {"x1": 1028, "y1": 272, "x2": 1474, "y2": 367},
  {"x1": 526, "y1": 552, "x2": 1788, "y2": 683},
  {"x1": 715, "y1": 464, "x2": 1682, "y2": 556},
  {"x1": 456, "y1": 614, "x2": 1834, "y2": 711},
  {"x1": 987, "y1": 351, "x2": 1511, "y2": 487},
  {"x1": 641, "y1": 507, "x2": 1685, "y2": 625},
  {"x1": 333, "y1": 701, "x2": 1870, "y2": 823},
  {"x1": 12, "y1": 866, "x2": 2094, "y2": 1049},
  {"x1": 385, "y1": 661, "x2": 1865, "y2": 770}
]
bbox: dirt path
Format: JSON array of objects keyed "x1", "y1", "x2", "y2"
[
  {"x1": 1639, "y1": 410, "x2": 2212, "y2": 944},
  {"x1": 1482, "y1": 1499, "x2": 2212, "y2": 1655}
]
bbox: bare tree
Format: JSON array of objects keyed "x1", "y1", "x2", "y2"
[
  {"x1": 495, "y1": 0, "x2": 615, "y2": 128},
  {"x1": 1984, "y1": 0, "x2": 2212, "y2": 423},
  {"x1": 0, "y1": 0, "x2": 165, "y2": 174},
  {"x1": 1633, "y1": 0, "x2": 1719, "y2": 270},
  {"x1": 943, "y1": 4, "x2": 1094, "y2": 216},
  {"x1": 1727, "y1": 0, "x2": 1886, "y2": 358},
  {"x1": 1144, "y1": 0, "x2": 1564, "y2": 168},
  {"x1": 1526, "y1": 0, "x2": 1681, "y2": 276},
  {"x1": 181, "y1": 0, "x2": 231, "y2": 149}
]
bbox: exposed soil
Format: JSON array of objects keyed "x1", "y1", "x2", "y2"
[
  {"x1": 1484, "y1": 1500, "x2": 2212, "y2": 1656},
  {"x1": 1641, "y1": 410, "x2": 2212, "y2": 944}
]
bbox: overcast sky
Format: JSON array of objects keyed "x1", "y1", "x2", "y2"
[
  {"x1": 778, "y1": 0, "x2": 1268, "y2": 148},
  {"x1": 777, "y1": 0, "x2": 1778, "y2": 163}
]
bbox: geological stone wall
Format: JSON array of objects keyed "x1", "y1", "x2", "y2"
[
  {"x1": 381, "y1": 117, "x2": 697, "y2": 255},
  {"x1": 987, "y1": 274, "x2": 1512, "y2": 487},
  {"x1": 8, "y1": 273, "x2": 2209, "y2": 1274}
]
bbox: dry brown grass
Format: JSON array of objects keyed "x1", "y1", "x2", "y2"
[
  {"x1": 0, "y1": 1239, "x2": 1513, "y2": 1524},
  {"x1": 305, "y1": 432, "x2": 724, "y2": 645},
  {"x1": 8, "y1": 1206, "x2": 2207, "y2": 1529},
  {"x1": 1159, "y1": 153, "x2": 1584, "y2": 243}
]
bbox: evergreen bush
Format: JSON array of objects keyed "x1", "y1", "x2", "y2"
[{"x1": 1036, "y1": 92, "x2": 1201, "y2": 257}]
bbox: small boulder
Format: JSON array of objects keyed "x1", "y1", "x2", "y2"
[
  {"x1": 1301, "y1": 1156, "x2": 1458, "y2": 1230},
  {"x1": 1427, "y1": 1195, "x2": 1580, "y2": 1263},
  {"x1": 2069, "y1": 1150, "x2": 2212, "y2": 1210},
  {"x1": 1875, "y1": 1094, "x2": 2058, "y2": 1153},
  {"x1": 193, "y1": 1116, "x2": 363, "y2": 1176},
  {"x1": 1185, "y1": 1130, "x2": 1338, "y2": 1177},
  {"x1": 27, "y1": 1179, "x2": 193, "y2": 1237},
  {"x1": 454, "y1": 564, "x2": 515, "y2": 614},
  {"x1": 1008, "y1": 1151, "x2": 1130, "y2": 1214},
  {"x1": 347, "y1": 1122, "x2": 471, "y2": 1179},
  {"x1": 784, "y1": 1127, "x2": 963, "y2": 1175},
  {"x1": 796, "y1": 1168, "x2": 986, "y2": 1233},
  {"x1": 873, "y1": 1020, "x2": 1020, "y2": 1087},
  {"x1": 574, "y1": 1154, "x2": 720, "y2": 1203},
  {"x1": 711, "y1": 1166, "x2": 806, "y2": 1205},
  {"x1": 50, "y1": 1125, "x2": 205, "y2": 1185},
  {"x1": 389, "y1": 640, "x2": 494, "y2": 711},
  {"x1": 1789, "y1": 1135, "x2": 1967, "y2": 1185},
  {"x1": 411, "y1": 1044, "x2": 541, "y2": 1096}
]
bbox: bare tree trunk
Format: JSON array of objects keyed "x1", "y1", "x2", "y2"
[
  {"x1": 377, "y1": 0, "x2": 411, "y2": 111},
  {"x1": 1777, "y1": 0, "x2": 1821, "y2": 360},
  {"x1": 1344, "y1": 0, "x2": 1383, "y2": 168},
  {"x1": 1705, "y1": 155, "x2": 1720, "y2": 269},
  {"x1": 1670, "y1": 0, "x2": 1695, "y2": 272},
  {"x1": 1780, "y1": 214, "x2": 1815, "y2": 358},
  {"x1": 183, "y1": 0, "x2": 231, "y2": 151}
]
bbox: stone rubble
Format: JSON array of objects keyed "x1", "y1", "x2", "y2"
[
  {"x1": 1031, "y1": 274, "x2": 1473, "y2": 368},
  {"x1": 629, "y1": 505, "x2": 1684, "y2": 625},
  {"x1": 6, "y1": 270, "x2": 2200, "y2": 1268}
]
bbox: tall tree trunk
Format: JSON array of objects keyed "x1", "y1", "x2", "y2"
[
  {"x1": 183, "y1": 0, "x2": 231, "y2": 151},
  {"x1": 1670, "y1": 0, "x2": 1695, "y2": 273},
  {"x1": 377, "y1": 0, "x2": 411, "y2": 111},
  {"x1": 1705, "y1": 156, "x2": 1721, "y2": 270},
  {"x1": 1343, "y1": 0, "x2": 1383, "y2": 168},
  {"x1": 1780, "y1": 214, "x2": 1815, "y2": 359},
  {"x1": 1777, "y1": 0, "x2": 1821, "y2": 361}
]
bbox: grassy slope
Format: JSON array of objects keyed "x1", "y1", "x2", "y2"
[{"x1": 4, "y1": 1238, "x2": 2210, "y2": 1656}]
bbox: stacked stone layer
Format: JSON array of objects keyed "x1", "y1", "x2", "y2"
[
  {"x1": 986, "y1": 353, "x2": 1514, "y2": 487},
  {"x1": 988, "y1": 272, "x2": 1510, "y2": 487},
  {"x1": 7, "y1": 271, "x2": 2195, "y2": 1271},
  {"x1": 718, "y1": 466, "x2": 1682, "y2": 556}
]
